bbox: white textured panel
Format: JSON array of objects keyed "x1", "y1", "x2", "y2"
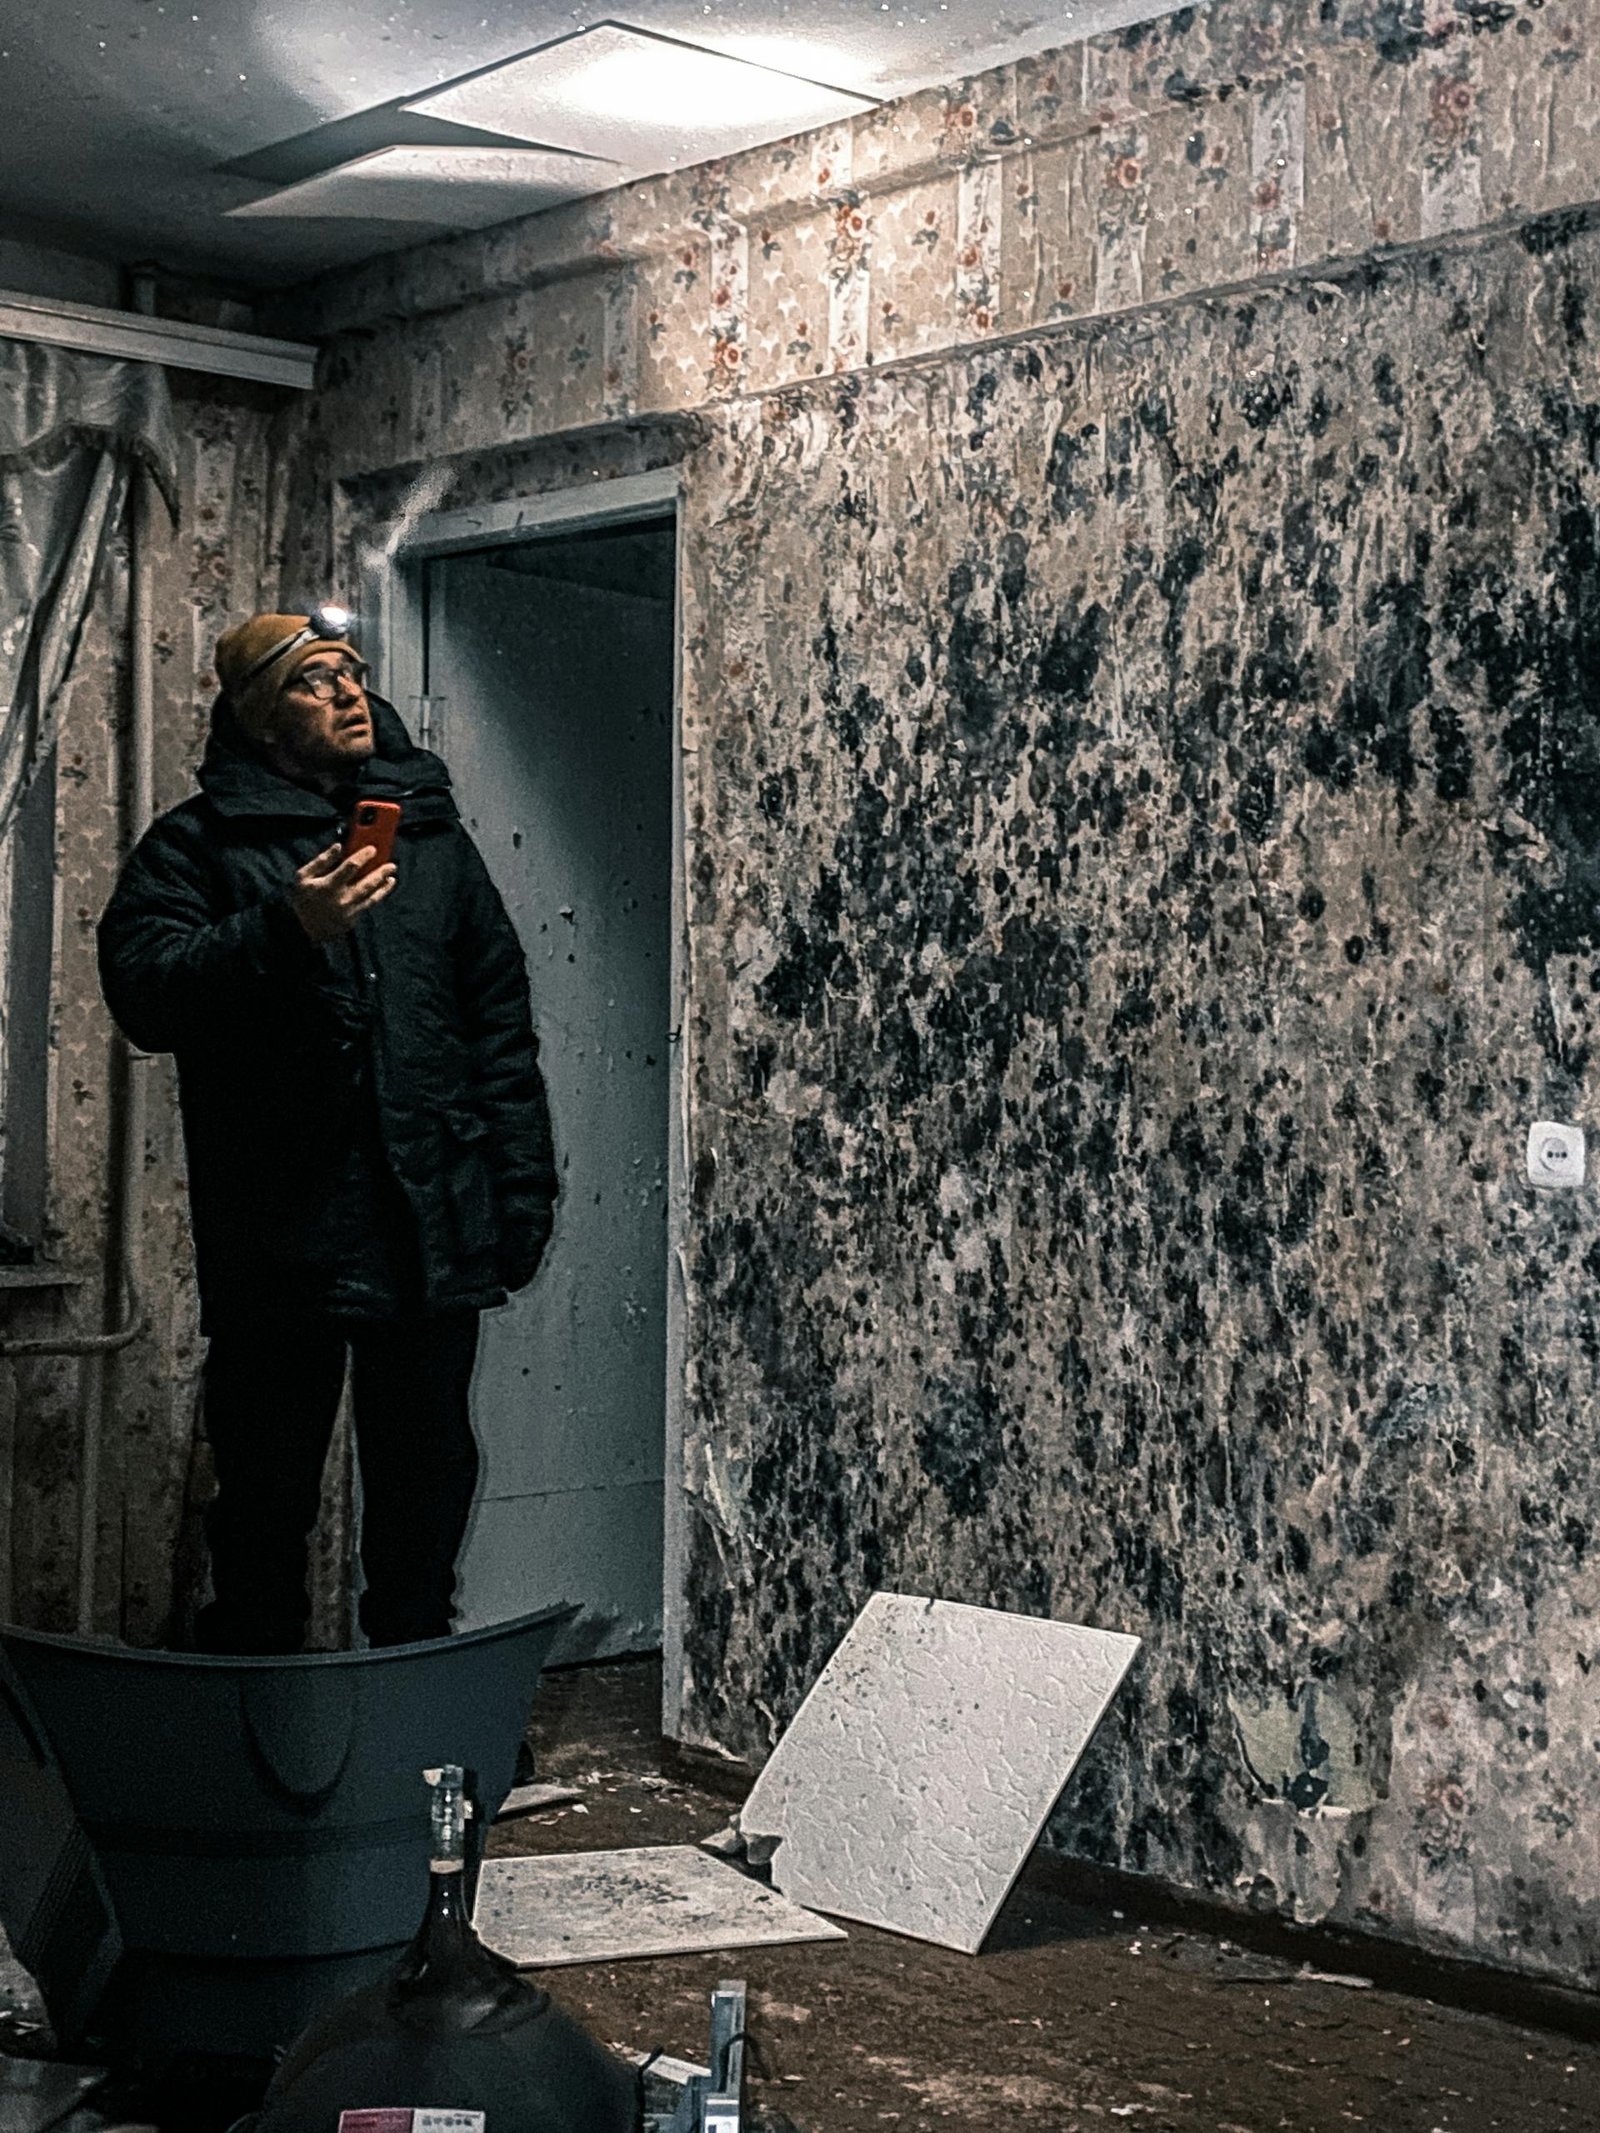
[
  {"x1": 739, "y1": 1594, "x2": 1141, "y2": 1955},
  {"x1": 229, "y1": 145, "x2": 617, "y2": 224},
  {"x1": 474, "y1": 1847, "x2": 847, "y2": 1967},
  {"x1": 406, "y1": 25, "x2": 876, "y2": 177}
]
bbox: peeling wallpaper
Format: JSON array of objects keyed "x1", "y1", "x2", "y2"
[
  {"x1": 252, "y1": 0, "x2": 1600, "y2": 1985},
  {"x1": 0, "y1": 376, "x2": 352, "y2": 1647}
]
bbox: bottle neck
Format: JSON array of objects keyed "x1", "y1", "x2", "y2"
[
  {"x1": 388, "y1": 1765, "x2": 545, "y2": 2029},
  {"x1": 428, "y1": 1766, "x2": 470, "y2": 1864},
  {"x1": 392, "y1": 1850, "x2": 545, "y2": 2030},
  {"x1": 428, "y1": 1855, "x2": 470, "y2": 1910},
  {"x1": 394, "y1": 1768, "x2": 474, "y2": 1988},
  {"x1": 400, "y1": 1857, "x2": 473, "y2": 1974}
]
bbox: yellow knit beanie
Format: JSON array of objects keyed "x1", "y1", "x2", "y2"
[{"x1": 215, "y1": 613, "x2": 361, "y2": 738}]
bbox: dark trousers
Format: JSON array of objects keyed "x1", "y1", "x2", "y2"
[{"x1": 196, "y1": 1311, "x2": 482, "y2": 1654}]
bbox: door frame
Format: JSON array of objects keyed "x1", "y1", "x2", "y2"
[{"x1": 368, "y1": 468, "x2": 690, "y2": 1732}]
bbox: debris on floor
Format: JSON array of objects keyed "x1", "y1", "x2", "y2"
[
  {"x1": 509, "y1": 1658, "x2": 1599, "y2": 2133},
  {"x1": 737, "y1": 1593, "x2": 1140, "y2": 1954},
  {"x1": 0, "y1": 1934, "x2": 44, "y2": 2029},
  {"x1": 0, "y1": 1658, "x2": 1588, "y2": 2133},
  {"x1": 698, "y1": 1826, "x2": 777, "y2": 1870},
  {"x1": 474, "y1": 1848, "x2": 847, "y2": 1969},
  {"x1": 495, "y1": 1781, "x2": 584, "y2": 1820}
]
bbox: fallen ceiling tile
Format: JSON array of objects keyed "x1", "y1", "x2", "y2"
[
  {"x1": 228, "y1": 145, "x2": 619, "y2": 225},
  {"x1": 403, "y1": 22, "x2": 877, "y2": 177},
  {"x1": 738, "y1": 1592, "x2": 1142, "y2": 1956},
  {"x1": 474, "y1": 1845, "x2": 847, "y2": 1966}
]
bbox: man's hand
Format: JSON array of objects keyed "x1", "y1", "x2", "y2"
[{"x1": 290, "y1": 842, "x2": 397, "y2": 943}]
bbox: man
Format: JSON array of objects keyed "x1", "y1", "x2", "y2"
[{"x1": 98, "y1": 608, "x2": 556, "y2": 1653}]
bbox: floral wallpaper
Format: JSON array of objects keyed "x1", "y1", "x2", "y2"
[{"x1": 283, "y1": 0, "x2": 1599, "y2": 461}]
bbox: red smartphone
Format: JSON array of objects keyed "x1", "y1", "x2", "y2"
[{"x1": 342, "y1": 799, "x2": 402, "y2": 878}]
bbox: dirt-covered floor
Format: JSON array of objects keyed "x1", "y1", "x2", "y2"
[{"x1": 493, "y1": 1659, "x2": 1597, "y2": 2133}]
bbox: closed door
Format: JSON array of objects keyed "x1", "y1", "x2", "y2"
[{"x1": 422, "y1": 526, "x2": 675, "y2": 1658}]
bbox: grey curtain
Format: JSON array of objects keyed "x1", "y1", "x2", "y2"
[{"x1": 0, "y1": 340, "x2": 178, "y2": 845}]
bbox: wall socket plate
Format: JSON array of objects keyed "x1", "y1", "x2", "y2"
[{"x1": 1527, "y1": 1121, "x2": 1585, "y2": 1189}]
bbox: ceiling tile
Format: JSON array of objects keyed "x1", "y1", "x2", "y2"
[
  {"x1": 403, "y1": 22, "x2": 877, "y2": 177},
  {"x1": 228, "y1": 145, "x2": 619, "y2": 226},
  {"x1": 223, "y1": 112, "x2": 540, "y2": 189}
]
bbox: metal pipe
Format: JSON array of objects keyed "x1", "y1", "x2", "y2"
[
  {"x1": 0, "y1": 276, "x2": 161, "y2": 1632},
  {"x1": 0, "y1": 1312, "x2": 146, "y2": 1362},
  {"x1": 74, "y1": 269, "x2": 160, "y2": 1632},
  {"x1": 74, "y1": 462, "x2": 158, "y2": 1612},
  {"x1": 0, "y1": 1305, "x2": 146, "y2": 1356},
  {"x1": 70, "y1": 271, "x2": 159, "y2": 1631}
]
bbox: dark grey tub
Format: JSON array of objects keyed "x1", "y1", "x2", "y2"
[{"x1": 0, "y1": 1605, "x2": 573, "y2": 2068}]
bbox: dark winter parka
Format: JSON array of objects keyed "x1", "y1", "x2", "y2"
[{"x1": 97, "y1": 694, "x2": 557, "y2": 1330}]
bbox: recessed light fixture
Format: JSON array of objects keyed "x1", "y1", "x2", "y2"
[
  {"x1": 403, "y1": 21, "x2": 877, "y2": 178},
  {"x1": 227, "y1": 144, "x2": 620, "y2": 226}
]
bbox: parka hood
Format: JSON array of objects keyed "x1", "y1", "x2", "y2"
[{"x1": 197, "y1": 692, "x2": 458, "y2": 824}]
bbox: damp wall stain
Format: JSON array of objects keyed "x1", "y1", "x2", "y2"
[
  {"x1": 276, "y1": 0, "x2": 1600, "y2": 1993},
  {"x1": 673, "y1": 230, "x2": 1600, "y2": 1990}
]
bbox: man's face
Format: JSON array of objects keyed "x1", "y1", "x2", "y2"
[{"x1": 265, "y1": 649, "x2": 375, "y2": 778}]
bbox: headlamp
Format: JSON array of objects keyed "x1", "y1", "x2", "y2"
[{"x1": 235, "y1": 601, "x2": 357, "y2": 689}]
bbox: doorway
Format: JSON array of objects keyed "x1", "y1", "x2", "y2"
[{"x1": 384, "y1": 484, "x2": 681, "y2": 1666}]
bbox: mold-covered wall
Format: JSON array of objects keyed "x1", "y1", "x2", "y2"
[
  {"x1": 274, "y1": 0, "x2": 1600, "y2": 1987},
  {"x1": 681, "y1": 225, "x2": 1600, "y2": 1986}
]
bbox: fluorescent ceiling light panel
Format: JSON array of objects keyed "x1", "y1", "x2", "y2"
[
  {"x1": 228, "y1": 145, "x2": 619, "y2": 225},
  {"x1": 404, "y1": 23, "x2": 877, "y2": 175}
]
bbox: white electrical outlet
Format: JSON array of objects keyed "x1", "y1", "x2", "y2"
[{"x1": 1527, "y1": 1121, "x2": 1585, "y2": 1189}]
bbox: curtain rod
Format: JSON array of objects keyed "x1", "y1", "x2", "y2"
[{"x1": 0, "y1": 288, "x2": 316, "y2": 390}]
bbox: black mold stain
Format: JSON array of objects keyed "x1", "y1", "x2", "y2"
[
  {"x1": 1046, "y1": 420, "x2": 1100, "y2": 518},
  {"x1": 1356, "y1": 1, "x2": 1438, "y2": 67},
  {"x1": 683, "y1": 206, "x2": 1600, "y2": 1982},
  {"x1": 1452, "y1": 476, "x2": 1600, "y2": 969},
  {"x1": 1519, "y1": 204, "x2": 1600, "y2": 259},
  {"x1": 916, "y1": 1376, "x2": 1004, "y2": 1517},
  {"x1": 1040, "y1": 598, "x2": 1108, "y2": 700}
]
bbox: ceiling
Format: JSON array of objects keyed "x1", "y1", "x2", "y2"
[{"x1": 0, "y1": 1, "x2": 1172, "y2": 293}]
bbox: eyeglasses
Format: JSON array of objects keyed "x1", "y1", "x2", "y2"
[{"x1": 289, "y1": 660, "x2": 370, "y2": 703}]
